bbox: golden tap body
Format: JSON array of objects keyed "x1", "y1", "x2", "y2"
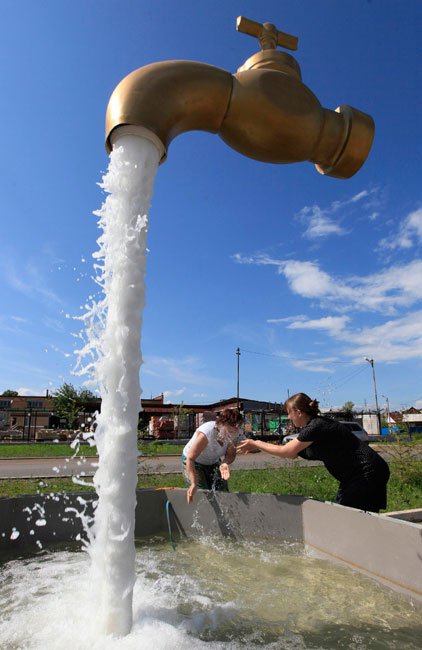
[{"x1": 105, "y1": 17, "x2": 374, "y2": 179}]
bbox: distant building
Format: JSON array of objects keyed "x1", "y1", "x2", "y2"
[
  {"x1": 402, "y1": 407, "x2": 422, "y2": 433},
  {"x1": 0, "y1": 395, "x2": 55, "y2": 439},
  {"x1": 0, "y1": 392, "x2": 283, "y2": 441}
]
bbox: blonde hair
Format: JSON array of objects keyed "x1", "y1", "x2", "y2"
[{"x1": 284, "y1": 393, "x2": 319, "y2": 418}]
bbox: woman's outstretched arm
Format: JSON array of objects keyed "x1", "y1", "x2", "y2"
[{"x1": 237, "y1": 437, "x2": 312, "y2": 459}]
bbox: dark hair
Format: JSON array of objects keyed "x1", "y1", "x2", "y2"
[
  {"x1": 284, "y1": 393, "x2": 319, "y2": 418},
  {"x1": 216, "y1": 408, "x2": 244, "y2": 427}
]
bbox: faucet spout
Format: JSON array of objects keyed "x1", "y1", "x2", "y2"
[
  {"x1": 106, "y1": 61, "x2": 233, "y2": 163},
  {"x1": 105, "y1": 19, "x2": 374, "y2": 179}
]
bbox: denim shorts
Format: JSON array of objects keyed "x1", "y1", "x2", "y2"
[{"x1": 181, "y1": 454, "x2": 228, "y2": 492}]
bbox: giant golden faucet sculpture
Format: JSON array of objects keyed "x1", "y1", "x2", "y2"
[{"x1": 105, "y1": 16, "x2": 374, "y2": 178}]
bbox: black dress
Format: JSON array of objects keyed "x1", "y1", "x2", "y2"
[{"x1": 297, "y1": 416, "x2": 390, "y2": 512}]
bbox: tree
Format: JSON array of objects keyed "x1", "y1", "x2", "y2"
[
  {"x1": 341, "y1": 401, "x2": 355, "y2": 421},
  {"x1": 52, "y1": 383, "x2": 97, "y2": 430},
  {"x1": 1, "y1": 389, "x2": 18, "y2": 397},
  {"x1": 172, "y1": 401, "x2": 191, "y2": 437}
]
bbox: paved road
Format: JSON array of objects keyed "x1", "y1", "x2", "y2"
[
  {"x1": 1, "y1": 445, "x2": 419, "y2": 479},
  {"x1": 0, "y1": 453, "x2": 320, "y2": 479}
]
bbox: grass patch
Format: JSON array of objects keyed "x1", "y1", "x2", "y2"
[
  {"x1": 0, "y1": 441, "x2": 185, "y2": 458},
  {"x1": 0, "y1": 444, "x2": 97, "y2": 458},
  {"x1": 138, "y1": 441, "x2": 184, "y2": 455},
  {"x1": 0, "y1": 462, "x2": 420, "y2": 512},
  {"x1": 0, "y1": 477, "x2": 96, "y2": 497}
]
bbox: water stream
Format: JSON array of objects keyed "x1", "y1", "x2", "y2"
[{"x1": 77, "y1": 134, "x2": 160, "y2": 635}]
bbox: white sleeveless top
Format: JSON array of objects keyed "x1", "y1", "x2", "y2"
[{"x1": 182, "y1": 421, "x2": 230, "y2": 465}]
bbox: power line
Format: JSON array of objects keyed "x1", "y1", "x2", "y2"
[
  {"x1": 315, "y1": 365, "x2": 368, "y2": 398},
  {"x1": 240, "y1": 347, "x2": 359, "y2": 364},
  {"x1": 409, "y1": 393, "x2": 422, "y2": 404},
  {"x1": 326, "y1": 365, "x2": 368, "y2": 390}
]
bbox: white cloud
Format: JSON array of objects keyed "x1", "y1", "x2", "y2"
[
  {"x1": 291, "y1": 358, "x2": 337, "y2": 373},
  {"x1": 232, "y1": 253, "x2": 279, "y2": 267},
  {"x1": 0, "y1": 253, "x2": 63, "y2": 307},
  {"x1": 142, "y1": 355, "x2": 222, "y2": 390},
  {"x1": 234, "y1": 254, "x2": 422, "y2": 314},
  {"x1": 350, "y1": 190, "x2": 369, "y2": 203},
  {"x1": 163, "y1": 388, "x2": 186, "y2": 402},
  {"x1": 286, "y1": 315, "x2": 350, "y2": 336},
  {"x1": 297, "y1": 206, "x2": 346, "y2": 239},
  {"x1": 295, "y1": 187, "x2": 381, "y2": 240},
  {"x1": 16, "y1": 387, "x2": 39, "y2": 396},
  {"x1": 267, "y1": 315, "x2": 308, "y2": 324},
  {"x1": 276, "y1": 311, "x2": 422, "y2": 364},
  {"x1": 378, "y1": 207, "x2": 422, "y2": 251},
  {"x1": 281, "y1": 260, "x2": 345, "y2": 299},
  {"x1": 338, "y1": 311, "x2": 422, "y2": 362}
]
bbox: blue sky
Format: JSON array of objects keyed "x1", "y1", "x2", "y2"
[{"x1": 1, "y1": 0, "x2": 421, "y2": 411}]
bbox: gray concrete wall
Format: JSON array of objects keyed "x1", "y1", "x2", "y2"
[
  {"x1": 160, "y1": 489, "x2": 306, "y2": 541},
  {"x1": 302, "y1": 499, "x2": 422, "y2": 602},
  {"x1": 0, "y1": 493, "x2": 95, "y2": 554}
]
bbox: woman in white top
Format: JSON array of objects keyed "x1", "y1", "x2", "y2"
[{"x1": 182, "y1": 408, "x2": 244, "y2": 504}]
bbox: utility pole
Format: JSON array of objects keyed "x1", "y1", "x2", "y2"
[
  {"x1": 365, "y1": 358, "x2": 381, "y2": 435},
  {"x1": 382, "y1": 394, "x2": 391, "y2": 432},
  {"x1": 236, "y1": 347, "x2": 241, "y2": 410}
]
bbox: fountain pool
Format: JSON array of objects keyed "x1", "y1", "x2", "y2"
[
  {"x1": 0, "y1": 490, "x2": 421, "y2": 649},
  {"x1": 1, "y1": 535, "x2": 421, "y2": 650}
]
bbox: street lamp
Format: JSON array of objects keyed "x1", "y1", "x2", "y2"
[{"x1": 365, "y1": 357, "x2": 381, "y2": 435}]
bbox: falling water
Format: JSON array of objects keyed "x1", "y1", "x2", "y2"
[{"x1": 78, "y1": 134, "x2": 160, "y2": 635}]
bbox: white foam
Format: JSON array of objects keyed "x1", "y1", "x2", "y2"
[{"x1": 75, "y1": 135, "x2": 160, "y2": 635}]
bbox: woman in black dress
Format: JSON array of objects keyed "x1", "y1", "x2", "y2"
[{"x1": 237, "y1": 392, "x2": 390, "y2": 513}]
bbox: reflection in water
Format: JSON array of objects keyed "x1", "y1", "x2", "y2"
[{"x1": 0, "y1": 537, "x2": 421, "y2": 649}]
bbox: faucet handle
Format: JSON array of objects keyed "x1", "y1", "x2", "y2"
[{"x1": 236, "y1": 16, "x2": 298, "y2": 52}]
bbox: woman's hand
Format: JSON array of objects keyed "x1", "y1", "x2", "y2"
[
  {"x1": 220, "y1": 462, "x2": 230, "y2": 480},
  {"x1": 237, "y1": 439, "x2": 259, "y2": 454},
  {"x1": 187, "y1": 483, "x2": 197, "y2": 504}
]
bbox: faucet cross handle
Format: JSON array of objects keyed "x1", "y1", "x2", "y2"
[{"x1": 236, "y1": 16, "x2": 298, "y2": 52}]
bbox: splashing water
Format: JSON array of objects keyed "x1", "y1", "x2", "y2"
[
  {"x1": 1, "y1": 539, "x2": 421, "y2": 649},
  {"x1": 76, "y1": 134, "x2": 160, "y2": 635}
]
